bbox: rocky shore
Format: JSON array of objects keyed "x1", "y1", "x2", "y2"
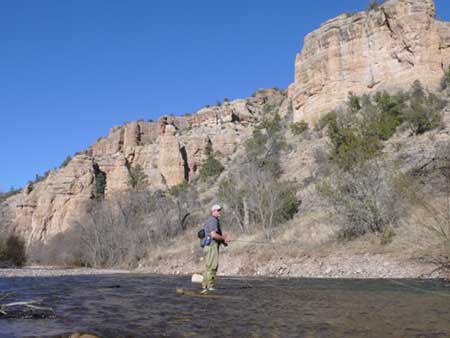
[
  {"x1": 137, "y1": 252, "x2": 443, "y2": 280},
  {"x1": 0, "y1": 266, "x2": 131, "y2": 278}
]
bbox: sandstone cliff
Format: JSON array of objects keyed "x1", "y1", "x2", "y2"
[
  {"x1": 2, "y1": 0, "x2": 450, "y2": 255},
  {"x1": 2, "y1": 89, "x2": 287, "y2": 246},
  {"x1": 288, "y1": 0, "x2": 450, "y2": 124}
]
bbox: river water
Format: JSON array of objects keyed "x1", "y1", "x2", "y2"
[{"x1": 0, "y1": 274, "x2": 449, "y2": 338}]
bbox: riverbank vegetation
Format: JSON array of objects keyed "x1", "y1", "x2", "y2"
[
  {"x1": 3, "y1": 82, "x2": 449, "y2": 279},
  {"x1": 314, "y1": 81, "x2": 448, "y2": 276},
  {"x1": 0, "y1": 235, "x2": 26, "y2": 267}
]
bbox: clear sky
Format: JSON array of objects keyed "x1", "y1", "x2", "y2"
[{"x1": 1, "y1": 0, "x2": 450, "y2": 191}]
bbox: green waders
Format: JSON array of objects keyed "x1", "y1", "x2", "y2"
[{"x1": 202, "y1": 240, "x2": 219, "y2": 289}]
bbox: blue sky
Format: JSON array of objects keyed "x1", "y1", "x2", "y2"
[{"x1": 1, "y1": 0, "x2": 450, "y2": 191}]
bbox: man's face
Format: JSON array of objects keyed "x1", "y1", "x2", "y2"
[{"x1": 212, "y1": 209, "x2": 222, "y2": 217}]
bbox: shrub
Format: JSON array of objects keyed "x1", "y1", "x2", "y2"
[
  {"x1": 403, "y1": 81, "x2": 445, "y2": 134},
  {"x1": 93, "y1": 163, "x2": 106, "y2": 200},
  {"x1": 168, "y1": 181, "x2": 199, "y2": 231},
  {"x1": 380, "y1": 227, "x2": 396, "y2": 245},
  {"x1": 326, "y1": 105, "x2": 382, "y2": 171},
  {"x1": 372, "y1": 91, "x2": 406, "y2": 140},
  {"x1": 168, "y1": 181, "x2": 190, "y2": 196},
  {"x1": 317, "y1": 160, "x2": 405, "y2": 238},
  {"x1": 245, "y1": 113, "x2": 286, "y2": 177},
  {"x1": 60, "y1": 155, "x2": 72, "y2": 168},
  {"x1": 199, "y1": 142, "x2": 224, "y2": 180},
  {"x1": 71, "y1": 190, "x2": 182, "y2": 267},
  {"x1": 0, "y1": 235, "x2": 26, "y2": 267},
  {"x1": 0, "y1": 188, "x2": 21, "y2": 204},
  {"x1": 128, "y1": 164, "x2": 148, "y2": 191},
  {"x1": 219, "y1": 170, "x2": 298, "y2": 239},
  {"x1": 323, "y1": 84, "x2": 446, "y2": 171},
  {"x1": 220, "y1": 113, "x2": 296, "y2": 238},
  {"x1": 367, "y1": 0, "x2": 383, "y2": 11},
  {"x1": 314, "y1": 111, "x2": 337, "y2": 131},
  {"x1": 440, "y1": 66, "x2": 450, "y2": 91},
  {"x1": 397, "y1": 150, "x2": 450, "y2": 279},
  {"x1": 289, "y1": 121, "x2": 309, "y2": 136}
]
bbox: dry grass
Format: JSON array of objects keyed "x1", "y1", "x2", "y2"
[{"x1": 393, "y1": 193, "x2": 450, "y2": 277}]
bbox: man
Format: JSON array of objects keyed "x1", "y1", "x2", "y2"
[{"x1": 201, "y1": 204, "x2": 230, "y2": 294}]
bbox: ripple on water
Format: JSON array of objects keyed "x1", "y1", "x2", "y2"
[{"x1": 0, "y1": 275, "x2": 449, "y2": 337}]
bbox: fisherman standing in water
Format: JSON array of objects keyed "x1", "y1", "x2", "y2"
[{"x1": 201, "y1": 204, "x2": 230, "y2": 294}]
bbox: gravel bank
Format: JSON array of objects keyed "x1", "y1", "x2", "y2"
[{"x1": 0, "y1": 266, "x2": 132, "y2": 278}]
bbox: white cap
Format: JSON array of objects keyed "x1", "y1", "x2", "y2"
[{"x1": 211, "y1": 204, "x2": 222, "y2": 211}]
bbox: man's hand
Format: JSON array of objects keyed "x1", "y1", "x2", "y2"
[{"x1": 223, "y1": 233, "x2": 232, "y2": 245}]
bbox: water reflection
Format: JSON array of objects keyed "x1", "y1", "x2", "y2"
[{"x1": 1, "y1": 275, "x2": 449, "y2": 338}]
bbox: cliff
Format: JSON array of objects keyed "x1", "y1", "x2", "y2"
[
  {"x1": 288, "y1": 0, "x2": 450, "y2": 124},
  {"x1": 2, "y1": 89, "x2": 288, "y2": 246},
  {"x1": 2, "y1": 0, "x2": 450, "y2": 256}
]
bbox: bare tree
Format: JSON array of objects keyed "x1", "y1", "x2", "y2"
[
  {"x1": 317, "y1": 158, "x2": 405, "y2": 238},
  {"x1": 220, "y1": 162, "x2": 298, "y2": 239}
]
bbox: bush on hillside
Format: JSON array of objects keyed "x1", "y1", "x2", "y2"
[
  {"x1": 402, "y1": 81, "x2": 445, "y2": 134},
  {"x1": 396, "y1": 149, "x2": 450, "y2": 279},
  {"x1": 325, "y1": 100, "x2": 382, "y2": 171},
  {"x1": 316, "y1": 159, "x2": 406, "y2": 239},
  {"x1": 219, "y1": 113, "x2": 298, "y2": 239},
  {"x1": 0, "y1": 235, "x2": 26, "y2": 267},
  {"x1": 219, "y1": 170, "x2": 298, "y2": 240},
  {"x1": 128, "y1": 164, "x2": 149, "y2": 191},
  {"x1": 367, "y1": 0, "x2": 384, "y2": 11},
  {"x1": 93, "y1": 163, "x2": 106, "y2": 200},
  {"x1": 324, "y1": 83, "x2": 446, "y2": 171},
  {"x1": 314, "y1": 111, "x2": 338, "y2": 132},
  {"x1": 440, "y1": 66, "x2": 450, "y2": 92},
  {"x1": 289, "y1": 120, "x2": 309, "y2": 136},
  {"x1": 60, "y1": 155, "x2": 72, "y2": 168},
  {"x1": 245, "y1": 113, "x2": 287, "y2": 178},
  {"x1": 68, "y1": 190, "x2": 185, "y2": 267},
  {"x1": 169, "y1": 181, "x2": 199, "y2": 231},
  {"x1": 199, "y1": 142, "x2": 224, "y2": 180}
]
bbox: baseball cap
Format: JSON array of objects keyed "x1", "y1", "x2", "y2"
[{"x1": 211, "y1": 204, "x2": 222, "y2": 211}]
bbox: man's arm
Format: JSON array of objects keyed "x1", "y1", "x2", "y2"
[
  {"x1": 211, "y1": 231, "x2": 231, "y2": 246},
  {"x1": 211, "y1": 231, "x2": 227, "y2": 242}
]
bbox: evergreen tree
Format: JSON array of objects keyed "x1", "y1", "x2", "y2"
[
  {"x1": 128, "y1": 164, "x2": 148, "y2": 191},
  {"x1": 199, "y1": 142, "x2": 224, "y2": 180}
]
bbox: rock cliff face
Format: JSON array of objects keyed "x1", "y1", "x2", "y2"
[
  {"x1": 288, "y1": 0, "x2": 450, "y2": 124},
  {"x1": 3, "y1": 0, "x2": 450, "y2": 250},
  {"x1": 3, "y1": 89, "x2": 287, "y2": 246}
]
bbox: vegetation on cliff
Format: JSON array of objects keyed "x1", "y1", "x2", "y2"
[
  {"x1": 313, "y1": 82, "x2": 449, "y2": 275},
  {"x1": 0, "y1": 235, "x2": 26, "y2": 267}
]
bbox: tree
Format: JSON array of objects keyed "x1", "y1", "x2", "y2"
[
  {"x1": 219, "y1": 113, "x2": 298, "y2": 238},
  {"x1": 440, "y1": 66, "x2": 450, "y2": 91},
  {"x1": 60, "y1": 155, "x2": 72, "y2": 168},
  {"x1": 367, "y1": 0, "x2": 383, "y2": 11},
  {"x1": 245, "y1": 113, "x2": 286, "y2": 177},
  {"x1": 93, "y1": 163, "x2": 106, "y2": 200},
  {"x1": 317, "y1": 159, "x2": 405, "y2": 239},
  {"x1": 289, "y1": 121, "x2": 309, "y2": 136},
  {"x1": 128, "y1": 164, "x2": 148, "y2": 191},
  {"x1": 199, "y1": 141, "x2": 224, "y2": 180},
  {"x1": 0, "y1": 235, "x2": 26, "y2": 267},
  {"x1": 403, "y1": 81, "x2": 445, "y2": 134},
  {"x1": 169, "y1": 181, "x2": 199, "y2": 231}
]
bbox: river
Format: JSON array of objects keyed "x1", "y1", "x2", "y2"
[{"x1": 0, "y1": 274, "x2": 449, "y2": 338}]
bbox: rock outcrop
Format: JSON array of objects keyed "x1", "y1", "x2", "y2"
[
  {"x1": 158, "y1": 124, "x2": 186, "y2": 188},
  {"x1": 1, "y1": 89, "x2": 287, "y2": 246},
  {"x1": 288, "y1": 0, "x2": 450, "y2": 124},
  {"x1": 3, "y1": 0, "x2": 449, "y2": 253}
]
